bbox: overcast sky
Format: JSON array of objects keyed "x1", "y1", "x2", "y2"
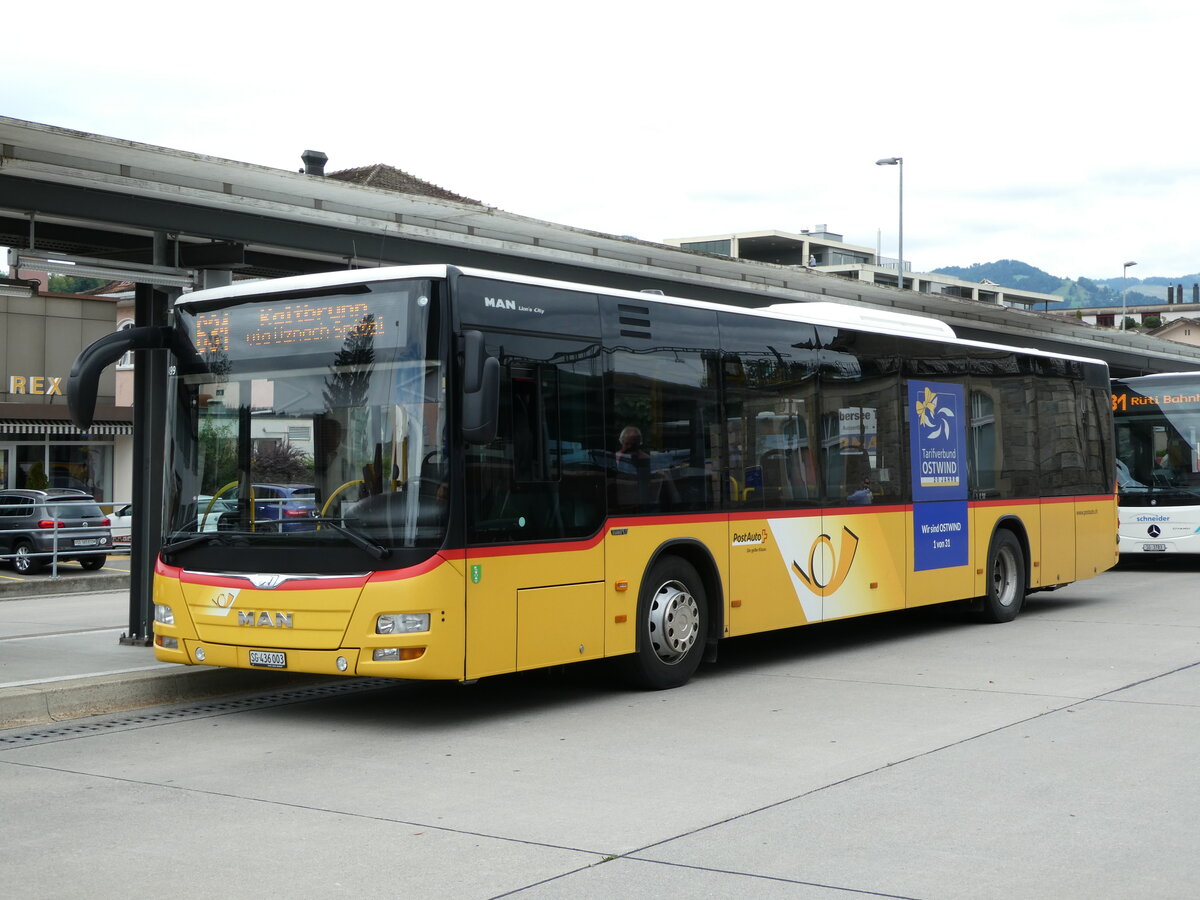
[{"x1": 6, "y1": 0, "x2": 1196, "y2": 281}]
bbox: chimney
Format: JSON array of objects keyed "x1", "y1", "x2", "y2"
[{"x1": 301, "y1": 150, "x2": 328, "y2": 176}]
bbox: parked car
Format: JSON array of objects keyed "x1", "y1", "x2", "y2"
[
  {"x1": 0, "y1": 489, "x2": 113, "y2": 574},
  {"x1": 110, "y1": 503, "x2": 133, "y2": 544},
  {"x1": 214, "y1": 484, "x2": 318, "y2": 532},
  {"x1": 196, "y1": 495, "x2": 237, "y2": 532}
]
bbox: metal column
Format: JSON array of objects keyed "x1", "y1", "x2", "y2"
[{"x1": 120, "y1": 234, "x2": 172, "y2": 645}]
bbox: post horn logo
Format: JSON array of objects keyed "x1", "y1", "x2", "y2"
[
  {"x1": 212, "y1": 591, "x2": 237, "y2": 609},
  {"x1": 792, "y1": 527, "x2": 860, "y2": 595}
]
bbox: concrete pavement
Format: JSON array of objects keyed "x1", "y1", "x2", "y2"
[
  {"x1": 0, "y1": 580, "x2": 330, "y2": 729},
  {"x1": 3, "y1": 559, "x2": 1198, "y2": 898}
]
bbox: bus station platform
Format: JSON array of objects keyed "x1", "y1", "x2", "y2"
[{"x1": 0, "y1": 580, "x2": 330, "y2": 729}]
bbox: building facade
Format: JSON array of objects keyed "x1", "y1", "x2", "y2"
[
  {"x1": 0, "y1": 277, "x2": 132, "y2": 504},
  {"x1": 667, "y1": 227, "x2": 1063, "y2": 310}
]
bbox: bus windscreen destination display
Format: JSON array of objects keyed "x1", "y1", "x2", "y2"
[
  {"x1": 1112, "y1": 388, "x2": 1200, "y2": 412},
  {"x1": 189, "y1": 300, "x2": 388, "y2": 359},
  {"x1": 194, "y1": 302, "x2": 382, "y2": 354}
]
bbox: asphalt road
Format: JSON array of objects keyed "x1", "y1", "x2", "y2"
[{"x1": 2, "y1": 558, "x2": 1198, "y2": 899}]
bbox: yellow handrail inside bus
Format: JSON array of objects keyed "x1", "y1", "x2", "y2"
[
  {"x1": 198, "y1": 480, "x2": 241, "y2": 531},
  {"x1": 321, "y1": 480, "x2": 365, "y2": 518},
  {"x1": 727, "y1": 475, "x2": 756, "y2": 502},
  {"x1": 202, "y1": 481, "x2": 270, "y2": 531}
]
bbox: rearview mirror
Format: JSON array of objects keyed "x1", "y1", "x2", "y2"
[{"x1": 461, "y1": 330, "x2": 499, "y2": 443}]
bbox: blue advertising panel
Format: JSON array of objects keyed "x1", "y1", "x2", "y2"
[{"x1": 908, "y1": 380, "x2": 969, "y2": 570}]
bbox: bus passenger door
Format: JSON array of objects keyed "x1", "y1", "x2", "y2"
[
  {"x1": 456, "y1": 291, "x2": 606, "y2": 679},
  {"x1": 717, "y1": 312, "x2": 824, "y2": 635}
]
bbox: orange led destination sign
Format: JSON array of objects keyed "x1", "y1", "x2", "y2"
[
  {"x1": 193, "y1": 302, "x2": 384, "y2": 356},
  {"x1": 1112, "y1": 391, "x2": 1200, "y2": 412}
]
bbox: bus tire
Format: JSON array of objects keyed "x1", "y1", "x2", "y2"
[
  {"x1": 622, "y1": 556, "x2": 708, "y2": 690},
  {"x1": 980, "y1": 530, "x2": 1025, "y2": 623}
]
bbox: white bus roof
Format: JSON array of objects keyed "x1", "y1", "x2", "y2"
[{"x1": 175, "y1": 264, "x2": 1103, "y2": 367}]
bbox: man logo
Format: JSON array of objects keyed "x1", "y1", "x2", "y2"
[
  {"x1": 248, "y1": 574, "x2": 287, "y2": 589},
  {"x1": 238, "y1": 611, "x2": 294, "y2": 628},
  {"x1": 792, "y1": 527, "x2": 860, "y2": 595}
]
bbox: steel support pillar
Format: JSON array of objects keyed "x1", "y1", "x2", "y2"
[{"x1": 120, "y1": 233, "x2": 173, "y2": 646}]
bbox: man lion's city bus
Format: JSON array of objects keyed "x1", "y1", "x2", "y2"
[
  {"x1": 70, "y1": 266, "x2": 1118, "y2": 689},
  {"x1": 1112, "y1": 372, "x2": 1200, "y2": 554}
]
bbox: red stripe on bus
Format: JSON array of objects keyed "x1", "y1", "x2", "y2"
[{"x1": 152, "y1": 492, "x2": 1115, "y2": 579}]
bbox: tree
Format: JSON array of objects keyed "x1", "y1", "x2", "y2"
[
  {"x1": 26, "y1": 462, "x2": 50, "y2": 490},
  {"x1": 47, "y1": 274, "x2": 110, "y2": 293},
  {"x1": 198, "y1": 418, "x2": 238, "y2": 494},
  {"x1": 322, "y1": 314, "x2": 377, "y2": 410},
  {"x1": 251, "y1": 442, "x2": 312, "y2": 484}
]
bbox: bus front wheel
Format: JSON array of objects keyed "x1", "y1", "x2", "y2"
[
  {"x1": 623, "y1": 556, "x2": 708, "y2": 690},
  {"x1": 980, "y1": 530, "x2": 1026, "y2": 623}
]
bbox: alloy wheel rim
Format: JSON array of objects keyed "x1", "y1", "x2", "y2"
[{"x1": 648, "y1": 580, "x2": 700, "y2": 664}]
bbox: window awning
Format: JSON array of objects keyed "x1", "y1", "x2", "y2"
[{"x1": 0, "y1": 419, "x2": 133, "y2": 436}]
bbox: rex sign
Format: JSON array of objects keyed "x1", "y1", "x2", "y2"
[{"x1": 7, "y1": 375, "x2": 64, "y2": 395}]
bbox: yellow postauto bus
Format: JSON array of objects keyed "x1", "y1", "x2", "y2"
[{"x1": 69, "y1": 265, "x2": 1117, "y2": 689}]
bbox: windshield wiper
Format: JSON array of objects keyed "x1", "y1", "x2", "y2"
[
  {"x1": 313, "y1": 518, "x2": 391, "y2": 559},
  {"x1": 160, "y1": 532, "x2": 233, "y2": 553}
]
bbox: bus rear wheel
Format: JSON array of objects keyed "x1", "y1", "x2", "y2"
[
  {"x1": 979, "y1": 530, "x2": 1026, "y2": 623},
  {"x1": 622, "y1": 556, "x2": 708, "y2": 690}
]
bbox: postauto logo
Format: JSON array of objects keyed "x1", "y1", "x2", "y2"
[{"x1": 792, "y1": 526, "x2": 860, "y2": 595}]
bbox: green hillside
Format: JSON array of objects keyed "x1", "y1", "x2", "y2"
[{"x1": 931, "y1": 260, "x2": 1192, "y2": 309}]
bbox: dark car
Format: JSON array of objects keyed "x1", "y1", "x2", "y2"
[
  {"x1": 0, "y1": 488, "x2": 113, "y2": 574},
  {"x1": 216, "y1": 483, "x2": 318, "y2": 533}
]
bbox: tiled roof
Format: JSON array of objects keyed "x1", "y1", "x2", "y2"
[{"x1": 326, "y1": 164, "x2": 482, "y2": 205}]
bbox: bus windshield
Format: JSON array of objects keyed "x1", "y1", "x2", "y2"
[
  {"x1": 163, "y1": 278, "x2": 447, "y2": 570},
  {"x1": 1112, "y1": 376, "x2": 1200, "y2": 506}
]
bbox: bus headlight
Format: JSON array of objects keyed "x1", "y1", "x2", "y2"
[
  {"x1": 154, "y1": 604, "x2": 174, "y2": 625},
  {"x1": 376, "y1": 613, "x2": 430, "y2": 634}
]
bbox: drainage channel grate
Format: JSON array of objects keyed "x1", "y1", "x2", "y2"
[{"x1": 1, "y1": 678, "x2": 393, "y2": 747}]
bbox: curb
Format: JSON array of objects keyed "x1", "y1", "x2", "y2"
[
  {"x1": 0, "y1": 665, "x2": 338, "y2": 730},
  {"x1": 0, "y1": 574, "x2": 130, "y2": 600}
]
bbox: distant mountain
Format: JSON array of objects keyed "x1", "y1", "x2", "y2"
[
  {"x1": 931, "y1": 260, "x2": 1200, "y2": 309},
  {"x1": 933, "y1": 260, "x2": 1067, "y2": 295}
]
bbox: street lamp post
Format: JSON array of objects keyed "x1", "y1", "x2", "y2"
[
  {"x1": 1121, "y1": 260, "x2": 1137, "y2": 330},
  {"x1": 876, "y1": 157, "x2": 904, "y2": 290}
]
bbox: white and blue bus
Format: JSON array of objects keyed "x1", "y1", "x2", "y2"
[{"x1": 1111, "y1": 373, "x2": 1200, "y2": 554}]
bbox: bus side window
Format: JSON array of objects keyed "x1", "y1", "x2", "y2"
[
  {"x1": 819, "y1": 329, "x2": 903, "y2": 507},
  {"x1": 717, "y1": 313, "x2": 821, "y2": 510},
  {"x1": 604, "y1": 301, "x2": 721, "y2": 515}
]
